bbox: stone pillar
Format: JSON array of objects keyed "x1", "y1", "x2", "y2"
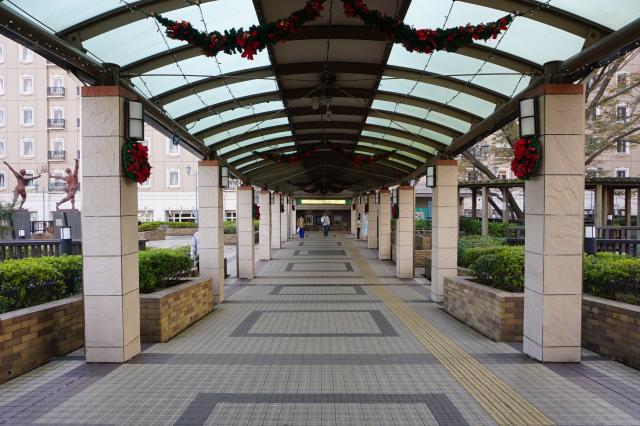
[
  {"x1": 281, "y1": 195, "x2": 289, "y2": 243},
  {"x1": 471, "y1": 188, "x2": 477, "y2": 219},
  {"x1": 236, "y1": 186, "x2": 255, "y2": 279},
  {"x1": 481, "y1": 187, "x2": 489, "y2": 237},
  {"x1": 359, "y1": 196, "x2": 367, "y2": 240},
  {"x1": 503, "y1": 187, "x2": 510, "y2": 223},
  {"x1": 198, "y1": 160, "x2": 225, "y2": 303},
  {"x1": 430, "y1": 160, "x2": 459, "y2": 303},
  {"x1": 271, "y1": 193, "x2": 281, "y2": 249},
  {"x1": 368, "y1": 192, "x2": 378, "y2": 249},
  {"x1": 625, "y1": 188, "x2": 632, "y2": 226},
  {"x1": 396, "y1": 185, "x2": 415, "y2": 278},
  {"x1": 523, "y1": 84, "x2": 585, "y2": 363},
  {"x1": 351, "y1": 196, "x2": 357, "y2": 235},
  {"x1": 605, "y1": 187, "x2": 614, "y2": 225},
  {"x1": 595, "y1": 184, "x2": 604, "y2": 227},
  {"x1": 258, "y1": 190, "x2": 271, "y2": 261},
  {"x1": 81, "y1": 86, "x2": 140, "y2": 362},
  {"x1": 378, "y1": 189, "x2": 391, "y2": 260}
]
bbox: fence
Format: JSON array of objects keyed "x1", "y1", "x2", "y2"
[{"x1": 0, "y1": 240, "x2": 82, "y2": 261}]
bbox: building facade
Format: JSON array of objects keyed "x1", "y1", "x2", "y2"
[{"x1": 0, "y1": 36, "x2": 237, "y2": 225}]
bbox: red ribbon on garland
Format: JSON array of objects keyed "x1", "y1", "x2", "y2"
[
  {"x1": 254, "y1": 146, "x2": 320, "y2": 164},
  {"x1": 155, "y1": 1, "x2": 513, "y2": 61},
  {"x1": 122, "y1": 141, "x2": 152, "y2": 184},
  {"x1": 328, "y1": 142, "x2": 395, "y2": 168},
  {"x1": 510, "y1": 137, "x2": 541, "y2": 180}
]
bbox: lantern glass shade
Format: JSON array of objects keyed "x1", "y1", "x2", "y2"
[
  {"x1": 519, "y1": 98, "x2": 537, "y2": 138},
  {"x1": 60, "y1": 227, "x2": 71, "y2": 240},
  {"x1": 426, "y1": 166, "x2": 435, "y2": 188},
  {"x1": 584, "y1": 225, "x2": 596, "y2": 239},
  {"x1": 220, "y1": 166, "x2": 229, "y2": 188},
  {"x1": 126, "y1": 100, "x2": 144, "y2": 141}
]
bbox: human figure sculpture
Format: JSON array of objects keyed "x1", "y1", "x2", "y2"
[
  {"x1": 49, "y1": 159, "x2": 80, "y2": 210},
  {"x1": 3, "y1": 161, "x2": 41, "y2": 210}
]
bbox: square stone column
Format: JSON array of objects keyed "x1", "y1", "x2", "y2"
[
  {"x1": 378, "y1": 189, "x2": 391, "y2": 260},
  {"x1": 358, "y1": 197, "x2": 367, "y2": 240},
  {"x1": 271, "y1": 193, "x2": 281, "y2": 249},
  {"x1": 368, "y1": 192, "x2": 378, "y2": 249},
  {"x1": 198, "y1": 160, "x2": 225, "y2": 303},
  {"x1": 351, "y1": 196, "x2": 357, "y2": 236},
  {"x1": 281, "y1": 195, "x2": 289, "y2": 243},
  {"x1": 503, "y1": 187, "x2": 510, "y2": 223},
  {"x1": 236, "y1": 186, "x2": 255, "y2": 279},
  {"x1": 81, "y1": 86, "x2": 140, "y2": 363},
  {"x1": 430, "y1": 160, "x2": 459, "y2": 302},
  {"x1": 481, "y1": 187, "x2": 489, "y2": 237},
  {"x1": 396, "y1": 185, "x2": 415, "y2": 278},
  {"x1": 258, "y1": 190, "x2": 271, "y2": 261},
  {"x1": 523, "y1": 84, "x2": 585, "y2": 363},
  {"x1": 290, "y1": 196, "x2": 297, "y2": 238}
]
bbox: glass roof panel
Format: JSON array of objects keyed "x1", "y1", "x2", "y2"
[
  {"x1": 365, "y1": 117, "x2": 452, "y2": 145},
  {"x1": 131, "y1": 55, "x2": 272, "y2": 99},
  {"x1": 371, "y1": 100, "x2": 471, "y2": 133},
  {"x1": 83, "y1": 1, "x2": 259, "y2": 66},
  {"x1": 549, "y1": 0, "x2": 640, "y2": 30},
  {"x1": 228, "y1": 152, "x2": 254, "y2": 163},
  {"x1": 4, "y1": 1, "x2": 122, "y2": 32},
  {"x1": 388, "y1": 49, "x2": 531, "y2": 96},
  {"x1": 164, "y1": 79, "x2": 278, "y2": 117},
  {"x1": 361, "y1": 131, "x2": 436, "y2": 155},
  {"x1": 217, "y1": 131, "x2": 293, "y2": 153},
  {"x1": 403, "y1": 0, "x2": 584, "y2": 65},
  {"x1": 205, "y1": 117, "x2": 289, "y2": 144},
  {"x1": 379, "y1": 78, "x2": 495, "y2": 118},
  {"x1": 186, "y1": 101, "x2": 285, "y2": 134}
]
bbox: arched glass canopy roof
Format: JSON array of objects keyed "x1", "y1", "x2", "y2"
[{"x1": 2, "y1": 0, "x2": 639, "y2": 193}]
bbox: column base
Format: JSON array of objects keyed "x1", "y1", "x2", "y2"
[
  {"x1": 86, "y1": 336, "x2": 140, "y2": 363},
  {"x1": 523, "y1": 337, "x2": 581, "y2": 363}
]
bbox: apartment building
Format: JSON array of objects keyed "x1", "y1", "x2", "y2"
[{"x1": 0, "y1": 36, "x2": 237, "y2": 225}]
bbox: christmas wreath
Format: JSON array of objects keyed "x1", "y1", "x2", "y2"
[
  {"x1": 155, "y1": 0, "x2": 512, "y2": 61},
  {"x1": 122, "y1": 140, "x2": 152, "y2": 184},
  {"x1": 391, "y1": 203, "x2": 399, "y2": 219},
  {"x1": 510, "y1": 137, "x2": 541, "y2": 180},
  {"x1": 254, "y1": 204, "x2": 261, "y2": 220}
]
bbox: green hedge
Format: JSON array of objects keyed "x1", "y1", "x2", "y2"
[
  {"x1": 223, "y1": 220, "x2": 260, "y2": 234},
  {"x1": 167, "y1": 222, "x2": 197, "y2": 229},
  {"x1": 138, "y1": 221, "x2": 198, "y2": 232},
  {"x1": 138, "y1": 221, "x2": 164, "y2": 232},
  {"x1": 584, "y1": 253, "x2": 640, "y2": 305},
  {"x1": 457, "y1": 236, "x2": 505, "y2": 266},
  {"x1": 0, "y1": 248, "x2": 194, "y2": 313},
  {"x1": 458, "y1": 217, "x2": 518, "y2": 238},
  {"x1": 415, "y1": 219, "x2": 431, "y2": 231},
  {"x1": 470, "y1": 246, "x2": 525, "y2": 292}
]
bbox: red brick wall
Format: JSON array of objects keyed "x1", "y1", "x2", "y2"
[{"x1": 0, "y1": 296, "x2": 84, "y2": 384}]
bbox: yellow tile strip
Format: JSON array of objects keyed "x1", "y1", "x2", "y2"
[{"x1": 345, "y1": 240, "x2": 554, "y2": 426}]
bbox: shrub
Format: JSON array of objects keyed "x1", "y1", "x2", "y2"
[
  {"x1": 38, "y1": 256, "x2": 83, "y2": 296},
  {"x1": 415, "y1": 219, "x2": 431, "y2": 231},
  {"x1": 0, "y1": 258, "x2": 67, "y2": 313},
  {"x1": 461, "y1": 245, "x2": 506, "y2": 268},
  {"x1": 167, "y1": 222, "x2": 197, "y2": 229},
  {"x1": 459, "y1": 217, "x2": 481, "y2": 235},
  {"x1": 583, "y1": 253, "x2": 640, "y2": 304},
  {"x1": 138, "y1": 247, "x2": 192, "y2": 294},
  {"x1": 224, "y1": 220, "x2": 236, "y2": 234},
  {"x1": 138, "y1": 221, "x2": 164, "y2": 232},
  {"x1": 457, "y1": 235, "x2": 505, "y2": 266},
  {"x1": 470, "y1": 246, "x2": 525, "y2": 292}
]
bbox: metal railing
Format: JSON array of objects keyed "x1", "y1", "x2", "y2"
[
  {"x1": 47, "y1": 118, "x2": 65, "y2": 128},
  {"x1": 48, "y1": 150, "x2": 66, "y2": 160},
  {"x1": 0, "y1": 240, "x2": 82, "y2": 261},
  {"x1": 47, "y1": 86, "x2": 65, "y2": 97},
  {"x1": 31, "y1": 221, "x2": 53, "y2": 234}
]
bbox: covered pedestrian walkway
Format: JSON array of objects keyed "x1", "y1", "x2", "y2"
[{"x1": 2, "y1": 234, "x2": 640, "y2": 425}]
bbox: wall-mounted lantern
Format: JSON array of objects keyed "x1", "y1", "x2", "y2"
[
  {"x1": 518, "y1": 98, "x2": 538, "y2": 138},
  {"x1": 220, "y1": 165, "x2": 229, "y2": 188},
  {"x1": 426, "y1": 166, "x2": 436, "y2": 188},
  {"x1": 126, "y1": 100, "x2": 144, "y2": 141}
]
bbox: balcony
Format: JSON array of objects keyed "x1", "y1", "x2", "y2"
[
  {"x1": 48, "y1": 150, "x2": 66, "y2": 161},
  {"x1": 47, "y1": 118, "x2": 65, "y2": 129},
  {"x1": 48, "y1": 181, "x2": 67, "y2": 192},
  {"x1": 47, "y1": 86, "x2": 65, "y2": 97}
]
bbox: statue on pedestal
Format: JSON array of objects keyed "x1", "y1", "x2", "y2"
[
  {"x1": 3, "y1": 161, "x2": 42, "y2": 210},
  {"x1": 48, "y1": 159, "x2": 80, "y2": 210}
]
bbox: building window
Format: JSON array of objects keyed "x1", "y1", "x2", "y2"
[
  {"x1": 0, "y1": 44, "x2": 4, "y2": 64},
  {"x1": 51, "y1": 107, "x2": 64, "y2": 120},
  {"x1": 24, "y1": 170, "x2": 35, "y2": 188},
  {"x1": 0, "y1": 76, "x2": 4, "y2": 95},
  {"x1": 51, "y1": 75, "x2": 64, "y2": 88},
  {"x1": 0, "y1": 108, "x2": 4, "y2": 127},
  {"x1": 21, "y1": 138, "x2": 34, "y2": 159},
  {"x1": 20, "y1": 75, "x2": 33, "y2": 95},
  {"x1": 616, "y1": 140, "x2": 629, "y2": 155},
  {"x1": 138, "y1": 210, "x2": 154, "y2": 222},
  {"x1": 20, "y1": 47, "x2": 33, "y2": 64},
  {"x1": 20, "y1": 107, "x2": 34, "y2": 127},
  {"x1": 0, "y1": 138, "x2": 5, "y2": 158},
  {"x1": 166, "y1": 138, "x2": 180, "y2": 156},
  {"x1": 167, "y1": 169, "x2": 180, "y2": 188},
  {"x1": 51, "y1": 137, "x2": 65, "y2": 153},
  {"x1": 167, "y1": 211, "x2": 196, "y2": 223},
  {"x1": 142, "y1": 136, "x2": 151, "y2": 154},
  {"x1": 225, "y1": 210, "x2": 237, "y2": 221},
  {"x1": 615, "y1": 168, "x2": 629, "y2": 178},
  {"x1": 616, "y1": 104, "x2": 628, "y2": 121},
  {"x1": 138, "y1": 177, "x2": 151, "y2": 189},
  {"x1": 0, "y1": 171, "x2": 5, "y2": 190},
  {"x1": 617, "y1": 72, "x2": 628, "y2": 89},
  {"x1": 76, "y1": 86, "x2": 81, "y2": 96},
  {"x1": 76, "y1": 117, "x2": 81, "y2": 128}
]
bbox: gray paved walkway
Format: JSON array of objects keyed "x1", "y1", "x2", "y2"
[{"x1": 1, "y1": 234, "x2": 640, "y2": 425}]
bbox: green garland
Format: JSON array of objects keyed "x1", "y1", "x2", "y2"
[{"x1": 155, "y1": 0, "x2": 513, "y2": 61}]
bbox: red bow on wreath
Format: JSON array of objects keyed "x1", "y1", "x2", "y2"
[
  {"x1": 510, "y1": 137, "x2": 541, "y2": 180},
  {"x1": 123, "y1": 141, "x2": 152, "y2": 184}
]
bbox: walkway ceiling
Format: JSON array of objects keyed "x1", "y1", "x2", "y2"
[{"x1": 1, "y1": 0, "x2": 639, "y2": 194}]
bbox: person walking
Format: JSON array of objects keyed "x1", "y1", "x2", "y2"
[
  {"x1": 356, "y1": 214, "x2": 362, "y2": 240},
  {"x1": 321, "y1": 212, "x2": 331, "y2": 237},
  {"x1": 297, "y1": 215, "x2": 306, "y2": 239}
]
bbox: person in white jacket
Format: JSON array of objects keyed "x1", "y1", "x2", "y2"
[
  {"x1": 321, "y1": 212, "x2": 331, "y2": 237},
  {"x1": 190, "y1": 231, "x2": 199, "y2": 271}
]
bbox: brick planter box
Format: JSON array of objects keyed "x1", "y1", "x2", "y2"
[
  {"x1": 0, "y1": 295, "x2": 84, "y2": 384},
  {"x1": 138, "y1": 229, "x2": 166, "y2": 241},
  {"x1": 165, "y1": 227, "x2": 197, "y2": 237},
  {"x1": 582, "y1": 296, "x2": 640, "y2": 369},
  {"x1": 224, "y1": 234, "x2": 237, "y2": 245},
  {"x1": 140, "y1": 278, "x2": 214, "y2": 343},
  {"x1": 444, "y1": 276, "x2": 523, "y2": 342},
  {"x1": 415, "y1": 249, "x2": 431, "y2": 267}
]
